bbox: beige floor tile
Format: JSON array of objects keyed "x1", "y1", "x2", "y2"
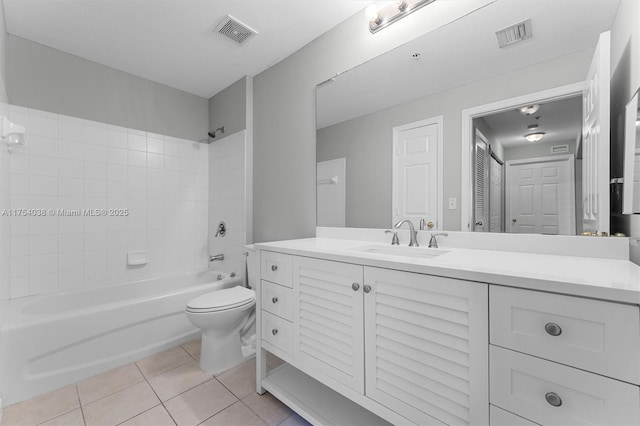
[
  {"x1": 200, "y1": 401, "x2": 265, "y2": 426},
  {"x1": 164, "y1": 379, "x2": 237, "y2": 426},
  {"x1": 2, "y1": 385, "x2": 79, "y2": 426},
  {"x1": 136, "y1": 346, "x2": 193, "y2": 378},
  {"x1": 77, "y1": 363, "x2": 145, "y2": 405},
  {"x1": 82, "y1": 382, "x2": 159, "y2": 426},
  {"x1": 242, "y1": 392, "x2": 292, "y2": 426},
  {"x1": 38, "y1": 408, "x2": 85, "y2": 426},
  {"x1": 216, "y1": 358, "x2": 256, "y2": 399},
  {"x1": 278, "y1": 413, "x2": 312, "y2": 426},
  {"x1": 119, "y1": 405, "x2": 176, "y2": 426},
  {"x1": 148, "y1": 361, "x2": 212, "y2": 402},
  {"x1": 180, "y1": 339, "x2": 201, "y2": 362}
]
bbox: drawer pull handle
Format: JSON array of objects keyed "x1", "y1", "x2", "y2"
[
  {"x1": 271, "y1": 265, "x2": 278, "y2": 272},
  {"x1": 272, "y1": 297, "x2": 278, "y2": 304},
  {"x1": 545, "y1": 323, "x2": 562, "y2": 336},
  {"x1": 352, "y1": 283, "x2": 360, "y2": 291},
  {"x1": 363, "y1": 284, "x2": 372, "y2": 293},
  {"x1": 272, "y1": 329, "x2": 278, "y2": 336},
  {"x1": 545, "y1": 392, "x2": 562, "y2": 407}
]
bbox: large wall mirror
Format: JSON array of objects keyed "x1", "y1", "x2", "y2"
[
  {"x1": 316, "y1": 0, "x2": 618, "y2": 234},
  {"x1": 623, "y1": 89, "x2": 640, "y2": 214}
]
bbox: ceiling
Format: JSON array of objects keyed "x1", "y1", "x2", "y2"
[
  {"x1": 480, "y1": 96, "x2": 582, "y2": 149},
  {"x1": 317, "y1": 0, "x2": 620, "y2": 129},
  {"x1": 2, "y1": 0, "x2": 378, "y2": 99}
]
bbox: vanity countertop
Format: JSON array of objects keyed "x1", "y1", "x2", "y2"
[{"x1": 254, "y1": 238, "x2": 640, "y2": 305}]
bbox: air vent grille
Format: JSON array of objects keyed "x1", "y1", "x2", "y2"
[
  {"x1": 215, "y1": 15, "x2": 257, "y2": 46},
  {"x1": 496, "y1": 19, "x2": 532, "y2": 48}
]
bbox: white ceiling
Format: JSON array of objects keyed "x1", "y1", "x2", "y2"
[
  {"x1": 2, "y1": 0, "x2": 378, "y2": 99},
  {"x1": 317, "y1": 0, "x2": 620, "y2": 129},
  {"x1": 480, "y1": 96, "x2": 582, "y2": 149}
]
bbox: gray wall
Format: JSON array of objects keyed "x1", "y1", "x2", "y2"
[
  {"x1": 252, "y1": 6, "x2": 488, "y2": 242},
  {"x1": 7, "y1": 35, "x2": 208, "y2": 141},
  {"x1": 208, "y1": 76, "x2": 247, "y2": 137},
  {"x1": 315, "y1": 49, "x2": 592, "y2": 230},
  {"x1": 611, "y1": 0, "x2": 640, "y2": 239}
]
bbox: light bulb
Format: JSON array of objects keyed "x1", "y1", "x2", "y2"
[{"x1": 524, "y1": 132, "x2": 545, "y2": 142}]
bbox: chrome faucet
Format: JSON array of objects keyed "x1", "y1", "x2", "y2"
[
  {"x1": 428, "y1": 233, "x2": 448, "y2": 249},
  {"x1": 385, "y1": 230, "x2": 400, "y2": 245},
  {"x1": 394, "y1": 219, "x2": 419, "y2": 247},
  {"x1": 210, "y1": 253, "x2": 224, "y2": 262}
]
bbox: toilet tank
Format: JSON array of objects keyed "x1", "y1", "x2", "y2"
[{"x1": 245, "y1": 245, "x2": 258, "y2": 288}]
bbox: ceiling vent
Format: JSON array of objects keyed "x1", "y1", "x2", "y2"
[
  {"x1": 495, "y1": 19, "x2": 532, "y2": 48},
  {"x1": 214, "y1": 15, "x2": 257, "y2": 46}
]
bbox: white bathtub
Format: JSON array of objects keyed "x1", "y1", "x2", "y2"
[{"x1": 0, "y1": 269, "x2": 242, "y2": 405}]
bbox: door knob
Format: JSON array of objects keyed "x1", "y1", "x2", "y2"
[
  {"x1": 352, "y1": 283, "x2": 360, "y2": 291},
  {"x1": 272, "y1": 329, "x2": 278, "y2": 336},
  {"x1": 363, "y1": 284, "x2": 372, "y2": 293},
  {"x1": 271, "y1": 265, "x2": 278, "y2": 272},
  {"x1": 271, "y1": 297, "x2": 278, "y2": 304},
  {"x1": 475, "y1": 221, "x2": 483, "y2": 226},
  {"x1": 427, "y1": 221, "x2": 434, "y2": 229},
  {"x1": 512, "y1": 218, "x2": 517, "y2": 223}
]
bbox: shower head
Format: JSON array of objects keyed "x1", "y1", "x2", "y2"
[{"x1": 208, "y1": 127, "x2": 225, "y2": 139}]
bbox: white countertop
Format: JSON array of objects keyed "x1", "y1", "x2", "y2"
[{"x1": 254, "y1": 238, "x2": 640, "y2": 305}]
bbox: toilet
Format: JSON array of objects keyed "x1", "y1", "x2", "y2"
[{"x1": 185, "y1": 248, "x2": 257, "y2": 373}]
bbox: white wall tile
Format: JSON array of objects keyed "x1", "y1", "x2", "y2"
[
  {"x1": 84, "y1": 125, "x2": 108, "y2": 146},
  {"x1": 128, "y1": 133, "x2": 147, "y2": 152},
  {"x1": 58, "y1": 117, "x2": 85, "y2": 142},
  {"x1": 9, "y1": 106, "x2": 209, "y2": 298}
]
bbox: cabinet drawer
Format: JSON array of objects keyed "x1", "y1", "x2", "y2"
[
  {"x1": 490, "y1": 286, "x2": 640, "y2": 384},
  {"x1": 262, "y1": 311, "x2": 293, "y2": 356},
  {"x1": 490, "y1": 346, "x2": 640, "y2": 426},
  {"x1": 261, "y1": 280, "x2": 293, "y2": 322},
  {"x1": 261, "y1": 251, "x2": 292, "y2": 288},
  {"x1": 490, "y1": 405, "x2": 538, "y2": 426}
]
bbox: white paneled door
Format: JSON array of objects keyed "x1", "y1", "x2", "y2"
[
  {"x1": 582, "y1": 31, "x2": 610, "y2": 234},
  {"x1": 392, "y1": 117, "x2": 442, "y2": 228},
  {"x1": 506, "y1": 155, "x2": 575, "y2": 235}
]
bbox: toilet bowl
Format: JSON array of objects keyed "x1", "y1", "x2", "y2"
[{"x1": 185, "y1": 285, "x2": 256, "y2": 373}]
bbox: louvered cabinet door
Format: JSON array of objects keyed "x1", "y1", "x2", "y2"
[
  {"x1": 292, "y1": 256, "x2": 365, "y2": 393},
  {"x1": 364, "y1": 267, "x2": 489, "y2": 426}
]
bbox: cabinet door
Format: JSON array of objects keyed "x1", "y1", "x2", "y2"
[
  {"x1": 364, "y1": 267, "x2": 489, "y2": 426},
  {"x1": 293, "y1": 256, "x2": 365, "y2": 393}
]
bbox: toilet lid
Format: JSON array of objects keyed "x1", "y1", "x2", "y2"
[{"x1": 186, "y1": 286, "x2": 255, "y2": 312}]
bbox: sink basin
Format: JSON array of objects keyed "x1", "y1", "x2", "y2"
[{"x1": 351, "y1": 245, "x2": 448, "y2": 259}]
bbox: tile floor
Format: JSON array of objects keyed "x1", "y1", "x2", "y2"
[{"x1": 1, "y1": 339, "x2": 310, "y2": 426}]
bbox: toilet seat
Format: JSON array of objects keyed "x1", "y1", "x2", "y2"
[{"x1": 186, "y1": 286, "x2": 255, "y2": 313}]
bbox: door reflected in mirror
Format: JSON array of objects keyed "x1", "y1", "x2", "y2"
[{"x1": 472, "y1": 96, "x2": 582, "y2": 235}]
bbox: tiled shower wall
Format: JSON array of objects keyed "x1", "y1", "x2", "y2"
[
  {"x1": 8, "y1": 106, "x2": 209, "y2": 298},
  {"x1": 208, "y1": 130, "x2": 247, "y2": 277},
  {"x1": 0, "y1": 103, "x2": 10, "y2": 300}
]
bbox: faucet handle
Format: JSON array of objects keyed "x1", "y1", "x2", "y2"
[{"x1": 385, "y1": 230, "x2": 400, "y2": 245}]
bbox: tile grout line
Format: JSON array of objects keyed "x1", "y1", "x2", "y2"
[
  {"x1": 75, "y1": 385, "x2": 88, "y2": 426},
  {"x1": 133, "y1": 361, "x2": 178, "y2": 426}
]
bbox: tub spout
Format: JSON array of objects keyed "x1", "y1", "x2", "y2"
[{"x1": 210, "y1": 254, "x2": 224, "y2": 262}]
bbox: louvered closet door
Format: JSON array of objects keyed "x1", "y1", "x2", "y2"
[
  {"x1": 364, "y1": 267, "x2": 488, "y2": 426},
  {"x1": 293, "y1": 256, "x2": 364, "y2": 393}
]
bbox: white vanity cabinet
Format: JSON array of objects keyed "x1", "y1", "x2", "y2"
[
  {"x1": 489, "y1": 286, "x2": 640, "y2": 426},
  {"x1": 259, "y1": 252, "x2": 489, "y2": 426}
]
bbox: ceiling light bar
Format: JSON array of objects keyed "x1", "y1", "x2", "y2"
[{"x1": 368, "y1": 0, "x2": 436, "y2": 34}]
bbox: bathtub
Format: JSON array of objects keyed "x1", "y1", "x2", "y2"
[{"x1": 0, "y1": 269, "x2": 242, "y2": 405}]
